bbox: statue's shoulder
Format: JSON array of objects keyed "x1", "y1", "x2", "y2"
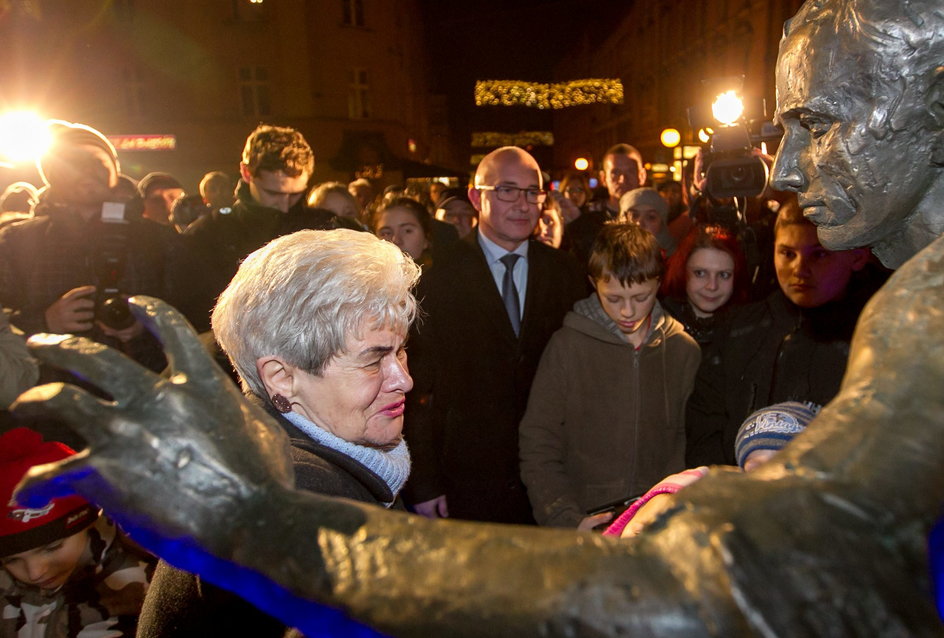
[
  {"x1": 872, "y1": 235, "x2": 944, "y2": 307},
  {"x1": 847, "y1": 235, "x2": 944, "y2": 383}
]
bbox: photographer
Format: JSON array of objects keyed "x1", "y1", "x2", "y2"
[{"x1": 0, "y1": 121, "x2": 174, "y2": 374}]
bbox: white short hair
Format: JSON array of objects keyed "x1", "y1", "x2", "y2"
[{"x1": 212, "y1": 229, "x2": 421, "y2": 398}]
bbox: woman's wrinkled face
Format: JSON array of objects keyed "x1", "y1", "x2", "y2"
[
  {"x1": 2, "y1": 529, "x2": 89, "y2": 591},
  {"x1": 685, "y1": 248, "x2": 735, "y2": 317},
  {"x1": 290, "y1": 326, "x2": 413, "y2": 449}
]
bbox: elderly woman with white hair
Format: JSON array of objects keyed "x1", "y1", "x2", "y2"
[{"x1": 137, "y1": 228, "x2": 421, "y2": 637}]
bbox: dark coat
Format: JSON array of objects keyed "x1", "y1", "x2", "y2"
[
  {"x1": 685, "y1": 286, "x2": 879, "y2": 467},
  {"x1": 403, "y1": 233, "x2": 586, "y2": 524},
  {"x1": 0, "y1": 196, "x2": 174, "y2": 371},
  {"x1": 167, "y1": 182, "x2": 360, "y2": 332},
  {"x1": 137, "y1": 399, "x2": 401, "y2": 638}
]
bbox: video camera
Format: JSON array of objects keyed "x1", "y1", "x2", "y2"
[{"x1": 688, "y1": 77, "x2": 783, "y2": 202}]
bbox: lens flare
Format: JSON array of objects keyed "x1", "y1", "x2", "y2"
[
  {"x1": 712, "y1": 91, "x2": 744, "y2": 126},
  {"x1": 0, "y1": 111, "x2": 52, "y2": 164}
]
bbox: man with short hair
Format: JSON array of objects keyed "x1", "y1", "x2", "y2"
[
  {"x1": 169, "y1": 124, "x2": 347, "y2": 332},
  {"x1": 0, "y1": 121, "x2": 172, "y2": 371},
  {"x1": 564, "y1": 143, "x2": 647, "y2": 269},
  {"x1": 404, "y1": 146, "x2": 585, "y2": 524},
  {"x1": 138, "y1": 172, "x2": 184, "y2": 226}
]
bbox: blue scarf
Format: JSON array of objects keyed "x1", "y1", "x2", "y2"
[{"x1": 283, "y1": 412, "x2": 411, "y2": 506}]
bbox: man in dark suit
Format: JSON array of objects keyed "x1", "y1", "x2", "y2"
[{"x1": 404, "y1": 146, "x2": 585, "y2": 524}]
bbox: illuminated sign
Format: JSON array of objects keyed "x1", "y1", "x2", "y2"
[{"x1": 108, "y1": 135, "x2": 177, "y2": 151}]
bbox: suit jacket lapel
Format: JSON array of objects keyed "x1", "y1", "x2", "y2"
[
  {"x1": 463, "y1": 232, "x2": 519, "y2": 342},
  {"x1": 520, "y1": 239, "x2": 545, "y2": 337}
]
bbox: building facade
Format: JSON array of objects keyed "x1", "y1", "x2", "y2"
[
  {"x1": 0, "y1": 0, "x2": 444, "y2": 188},
  {"x1": 552, "y1": 0, "x2": 806, "y2": 175}
]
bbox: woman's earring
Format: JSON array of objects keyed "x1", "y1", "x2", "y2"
[{"x1": 271, "y1": 394, "x2": 292, "y2": 413}]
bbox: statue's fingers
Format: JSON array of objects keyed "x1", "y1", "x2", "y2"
[
  {"x1": 26, "y1": 334, "x2": 157, "y2": 404},
  {"x1": 129, "y1": 296, "x2": 231, "y2": 388},
  {"x1": 13, "y1": 453, "x2": 95, "y2": 508},
  {"x1": 12, "y1": 383, "x2": 115, "y2": 446}
]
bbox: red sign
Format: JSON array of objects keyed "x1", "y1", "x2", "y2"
[{"x1": 108, "y1": 135, "x2": 176, "y2": 151}]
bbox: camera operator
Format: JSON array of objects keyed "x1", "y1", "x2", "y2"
[{"x1": 0, "y1": 121, "x2": 174, "y2": 374}]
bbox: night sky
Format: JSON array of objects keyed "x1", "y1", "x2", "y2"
[{"x1": 419, "y1": 0, "x2": 630, "y2": 149}]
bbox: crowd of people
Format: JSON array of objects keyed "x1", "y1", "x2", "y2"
[{"x1": 0, "y1": 118, "x2": 891, "y2": 636}]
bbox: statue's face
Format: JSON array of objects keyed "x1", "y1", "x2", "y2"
[{"x1": 770, "y1": 26, "x2": 933, "y2": 252}]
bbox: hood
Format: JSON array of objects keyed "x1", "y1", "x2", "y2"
[{"x1": 567, "y1": 292, "x2": 684, "y2": 348}]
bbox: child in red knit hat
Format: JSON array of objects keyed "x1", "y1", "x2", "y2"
[{"x1": 0, "y1": 427, "x2": 155, "y2": 637}]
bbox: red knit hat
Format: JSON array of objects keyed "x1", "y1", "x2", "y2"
[{"x1": 0, "y1": 428, "x2": 98, "y2": 557}]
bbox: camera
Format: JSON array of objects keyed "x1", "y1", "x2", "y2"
[
  {"x1": 703, "y1": 125, "x2": 769, "y2": 199},
  {"x1": 688, "y1": 78, "x2": 783, "y2": 202},
  {"x1": 91, "y1": 201, "x2": 136, "y2": 331}
]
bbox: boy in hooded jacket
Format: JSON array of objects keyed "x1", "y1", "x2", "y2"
[{"x1": 519, "y1": 222, "x2": 700, "y2": 530}]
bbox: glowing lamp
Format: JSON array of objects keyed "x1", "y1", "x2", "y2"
[
  {"x1": 0, "y1": 111, "x2": 51, "y2": 164},
  {"x1": 697, "y1": 127, "x2": 714, "y2": 144},
  {"x1": 660, "y1": 128, "x2": 681, "y2": 148},
  {"x1": 573, "y1": 157, "x2": 589, "y2": 171},
  {"x1": 712, "y1": 91, "x2": 744, "y2": 126}
]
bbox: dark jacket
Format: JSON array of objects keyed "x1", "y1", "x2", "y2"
[
  {"x1": 685, "y1": 285, "x2": 878, "y2": 467},
  {"x1": 137, "y1": 398, "x2": 401, "y2": 638},
  {"x1": 168, "y1": 182, "x2": 360, "y2": 332},
  {"x1": 660, "y1": 296, "x2": 726, "y2": 348},
  {"x1": 403, "y1": 233, "x2": 586, "y2": 524},
  {"x1": 519, "y1": 296, "x2": 700, "y2": 527},
  {"x1": 561, "y1": 203, "x2": 618, "y2": 272},
  {"x1": 0, "y1": 195, "x2": 174, "y2": 371}
]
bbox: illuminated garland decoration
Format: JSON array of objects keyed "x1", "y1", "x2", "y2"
[
  {"x1": 470, "y1": 131, "x2": 554, "y2": 147},
  {"x1": 474, "y1": 79, "x2": 624, "y2": 109}
]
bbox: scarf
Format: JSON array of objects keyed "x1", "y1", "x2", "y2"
[{"x1": 283, "y1": 411, "x2": 411, "y2": 506}]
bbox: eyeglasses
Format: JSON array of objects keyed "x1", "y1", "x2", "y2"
[{"x1": 477, "y1": 184, "x2": 547, "y2": 205}]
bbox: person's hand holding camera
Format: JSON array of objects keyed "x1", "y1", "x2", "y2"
[
  {"x1": 96, "y1": 318, "x2": 144, "y2": 343},
  {"x1": 44, "y1": 285, "x2": 96, "y2": 333}
]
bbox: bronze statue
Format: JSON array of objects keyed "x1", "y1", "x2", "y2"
[{"x1": 10, "y1": 0, "x2": 944, "y2": 635}]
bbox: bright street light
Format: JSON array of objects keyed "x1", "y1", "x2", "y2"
[{"x1": 0, "y1": 111, "x2": 52, "y2": 165}]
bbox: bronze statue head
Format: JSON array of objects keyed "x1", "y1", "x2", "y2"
[{"x1": 770, "y1": 0, "x2": 944, "y2": 268}]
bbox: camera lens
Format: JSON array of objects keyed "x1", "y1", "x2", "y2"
[
  {"x1": 728, "y1": 166, "x2": 748, "y2": 185},
  {"x1": 97, "y1": 295, "x2": 135, "y2": 331}
]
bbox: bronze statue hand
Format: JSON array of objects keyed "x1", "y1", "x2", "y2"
[{"x1": 11, "y1": 296, "x2": 295, "y2": 559}]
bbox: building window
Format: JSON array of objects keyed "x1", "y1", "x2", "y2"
[
  {"x1": 348, "y1": 68, "x2": 370, "y2": 119},
  {"x1": 239, "y1": 66, "x2": 271, "y2": 116},
  {"x1": 341, "y1": 0, "x2": 364, "y2": 27},
  {"x1": 232, "y1": 0, "x2": 268, "y2": 22},
  {"x1": 123, "y1": 66, "x2": 145, "y2": 117}
]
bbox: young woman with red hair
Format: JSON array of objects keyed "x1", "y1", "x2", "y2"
[{"x1": 660, "y1": 224, "x2": 748, "y2": 345}]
